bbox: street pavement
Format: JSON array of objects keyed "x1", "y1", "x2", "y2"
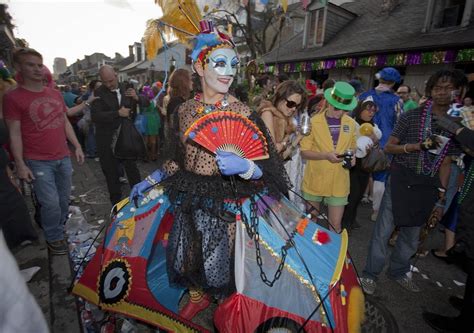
[{"x1": 14, "y1": 156, "x2": 467, "y2": 332}]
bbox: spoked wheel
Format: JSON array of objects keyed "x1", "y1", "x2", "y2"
[
  {"x1": 362, "y1": 295, "x2": 399, "y2": 333},
  {"x1": 255, "y1": 317, "x2": 306, "y2": 333}
]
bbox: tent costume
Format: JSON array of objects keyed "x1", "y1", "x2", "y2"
[{"x1": 73, "y1": 2, "x2": 365, "y2": 331}]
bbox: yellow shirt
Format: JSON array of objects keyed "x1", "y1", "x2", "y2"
[{"x1": 300, "y1": 112, "x2": 357, "y2": 197}]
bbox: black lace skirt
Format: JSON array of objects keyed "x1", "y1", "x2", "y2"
[{"x1": 163, "y1": 171, "x2": 261, "y2": 298}]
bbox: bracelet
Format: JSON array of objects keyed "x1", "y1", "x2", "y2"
[
  {"x1": 85, "y1": 102, "x2": 91, "y2": 107},
  {"x1": 146, "y1": 175, "x2": 158, "y2": 185},
  {"x1": 239, "y1": 160, "x2": 256, "y2": 180},
  {"x1": 437, "y1": 187, "x2": 446, "y2": 193},
  {"x1": 403, "y1": 143, "x2": 409, "y2": 154},
  {"x1": 434, "y1": 202, "x2": 445, "y2": 209}
]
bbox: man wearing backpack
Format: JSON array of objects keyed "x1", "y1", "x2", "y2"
[{"x1": 359, "y1": 67, "x2": 403, "y2": 221}]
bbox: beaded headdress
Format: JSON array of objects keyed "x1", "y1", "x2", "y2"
[{"x1": 143, "y1": 0, "x2": 235, "y2": 63}]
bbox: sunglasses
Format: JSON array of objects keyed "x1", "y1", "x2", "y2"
[{"x1": 285, "y1": 99, "x2": 300, "y2": 109}]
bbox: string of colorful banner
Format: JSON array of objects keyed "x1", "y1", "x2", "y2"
[{"x1": 260, "y1": 48, "x2": 474, "y2": 73}]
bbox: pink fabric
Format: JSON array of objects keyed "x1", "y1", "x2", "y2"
[
  {"x1": 3, "y1": 86, "x2": 70, "y2": 160},
  {"x1": 41, "y1": 66, "x2": 54, "y2": 89}
]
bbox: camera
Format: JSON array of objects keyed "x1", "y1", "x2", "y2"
[
  {"x1": 122, "y1": 80, "x2": 139, "y2": 109},
  {"x1": 337, "y1": 150, "x2": 354, "y2": 169}
]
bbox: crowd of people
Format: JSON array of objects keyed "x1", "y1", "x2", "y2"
[{"x1": 0, "y1": 28, "x2": 473, "y2": 332}]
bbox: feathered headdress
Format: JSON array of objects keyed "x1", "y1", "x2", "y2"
[{"x1": 143, "y1": 0, "x2": 234, "y2": 62}]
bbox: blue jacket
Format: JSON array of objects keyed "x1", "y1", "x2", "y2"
[
  {"x1": 359, "y1": 89, "x2": 402, "y2": 148},
  {"x1": 359, "y1": 89, "x2": 402, "y2": 182}
]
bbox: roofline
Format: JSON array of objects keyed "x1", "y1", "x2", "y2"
[
  {"x1": 264, "y1": 43, "x2": 474, "y2": 64},
  {"x1": 328, "y1": 2, "x2": 357, "y2": 17}
]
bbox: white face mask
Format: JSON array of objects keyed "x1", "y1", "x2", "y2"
[{"x1": 202, "y1": 48, "x2": 238, "y2": 94}]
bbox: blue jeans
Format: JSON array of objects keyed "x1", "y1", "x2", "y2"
[
  {"x1": 363, "y1": 176, "x2": 420, "y2": 280},
  {"x1": 85, "y1": 124, "x2": 97, "y2": 157},
  {"x1": 26, "y1": 157, "x2": 72, "y2": 242},
  {"x1": 444, "y1": 163, "x2": 461, "y2": 214}
]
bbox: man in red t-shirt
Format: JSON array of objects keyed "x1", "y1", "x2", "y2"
[{"x1": 3, "y1": 48, "x2": 84, "y2": 255}]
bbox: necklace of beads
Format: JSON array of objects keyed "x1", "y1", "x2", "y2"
[
  {"x1": 416, "y1": 101, "x2": 451, "y2": 177},
  {"x1": 459, "y1": 163, "x2": 474, "y2": 204},
  {"x1": 194, "y1": 93, "x2": 229, "y2": 115}
]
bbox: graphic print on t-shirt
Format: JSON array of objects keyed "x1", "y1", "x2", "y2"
[
  {"x1": 29, "y1": 96, "x2": 65, "y2": 131},
  {"x1": 327, "y1": 117, "x2": 341, "y2": 148}
]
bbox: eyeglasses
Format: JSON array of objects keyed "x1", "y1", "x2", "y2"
[
  {"x1": 365, "y1": 104, "x2": 377, "y2": 111},
  {"x1": 285, "y1": 99, "x2": 300, "y2": 109}
]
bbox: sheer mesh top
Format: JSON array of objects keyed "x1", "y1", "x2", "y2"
[{"x1": 163, "y1": 99, "x2": 252, "y2": 176}]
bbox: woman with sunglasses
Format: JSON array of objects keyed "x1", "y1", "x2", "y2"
[
  {"x1": 300, "y1": 81, "x2": 358, "y2": 233},
  {"x1": 258, "y1": 80, "x2": 307, "y2": 209},
  {"x1": 257, "y1": 80, "x2": 307, "y2": 158}
]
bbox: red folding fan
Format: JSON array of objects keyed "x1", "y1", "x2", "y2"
[{"x1": 184, "y1": 111, "x2": 270, "y2": 160}]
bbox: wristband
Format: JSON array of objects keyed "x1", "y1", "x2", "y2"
[
  {"x1": 146, "y1": 175, "x2": 158, "y2": 185},
  {"x1": 239, "y1": 160, "x2": 256, "y2": 180},
  {"x1": 85, "y1": 101, "x2": 91, "y2": 107},
  {"x1": 403, "y1": 144, "x2": 409, "y2": 154}
]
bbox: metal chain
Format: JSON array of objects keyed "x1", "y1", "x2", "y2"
[
  {"x1": 248, "y1": 198, "x2": 289, "y2": 287},
  {"x1": 230, "y1": 177, "x2": 291, "y2": 287}
]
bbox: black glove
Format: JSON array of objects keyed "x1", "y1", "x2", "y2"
[
  {"x1": 420, "y1": 134, "x2": 441, "y2": 151},
  {"x1": 434, "y1": 115, "x2": 462, "y2": 134}
]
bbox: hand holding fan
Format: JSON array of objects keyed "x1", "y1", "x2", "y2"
[{"x1": 184, "y1": 111, "x2": 270, "y2": 160}]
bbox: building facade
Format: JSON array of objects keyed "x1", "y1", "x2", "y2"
[
  {"x1": 262, "y1": 0, "x2": 474, "y2": 95},
  {"x1": 53, "y1": 57, "x2": 67, "y2": 78}
]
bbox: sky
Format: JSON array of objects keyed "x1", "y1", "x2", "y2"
[
  {"x1": 4, "y1": 0, "x2": 163, "y2": 70},
  {"x1": 4, "y1": 0, "x2": 352, "y2": 71}
]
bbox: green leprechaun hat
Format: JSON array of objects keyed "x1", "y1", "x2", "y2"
[{"x1": 324, "y1": 81, "x2": 358, "y2": 111}]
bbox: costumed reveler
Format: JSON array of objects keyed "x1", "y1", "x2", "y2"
[
  {"x1": 130, "y1": 19, "x2": 290, "y2": 317},
  {"x1": 73, "y1": 2, "x2": 365, "y2": 332}
]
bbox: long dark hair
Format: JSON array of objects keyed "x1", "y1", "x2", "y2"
[
  {"x1": 272, "y1": 80, "x2": 307, "y2": 112},
  {"x1": 169, "y1": 68, "x2": 192, "y2": 100},
  {"x1": 352, "y1": 100, "x2": 376, "y2": 125}
]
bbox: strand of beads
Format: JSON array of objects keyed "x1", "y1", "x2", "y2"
[
  {"x1": 416, "y1": 101, "x2": 452, "y2": 176},
  {"x1": 194, "y1": 93, "x2": 229, "y2": 115},
  {"x1": 459, "y1": 163, "x2": 474, "y2": 204}
]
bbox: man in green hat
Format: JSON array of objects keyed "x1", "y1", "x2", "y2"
[{"x1": 300, "y1": 81, "x2": 358, "y2": 233}]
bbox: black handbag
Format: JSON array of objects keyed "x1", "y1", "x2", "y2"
[
  {"x1": 360, "y1": 146, "x2": 390, "y2": 173},
  {"x1": 111, "y1": 118, "x2": 147, "y2": 160}
]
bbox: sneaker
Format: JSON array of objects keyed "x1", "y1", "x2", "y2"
[
  {"x1": 360, "y1": 277, "x2": 376, "y2": 295},
  {"x1": 119, "y1": 177, "x2": 128, "y2": 184},
  {"x1": 395, "y1": 273, "x2": 420, "y2": 292},
  {"x1": 361, "y1": 195, "x2": 372, "y2": 204},
  {"x1": 47, "y1": 240, "x2": 68, "y2": 255}
]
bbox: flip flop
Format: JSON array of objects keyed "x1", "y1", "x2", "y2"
[{"x1": 431, "y1": 249, "x2": 449, "y2": 261}]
